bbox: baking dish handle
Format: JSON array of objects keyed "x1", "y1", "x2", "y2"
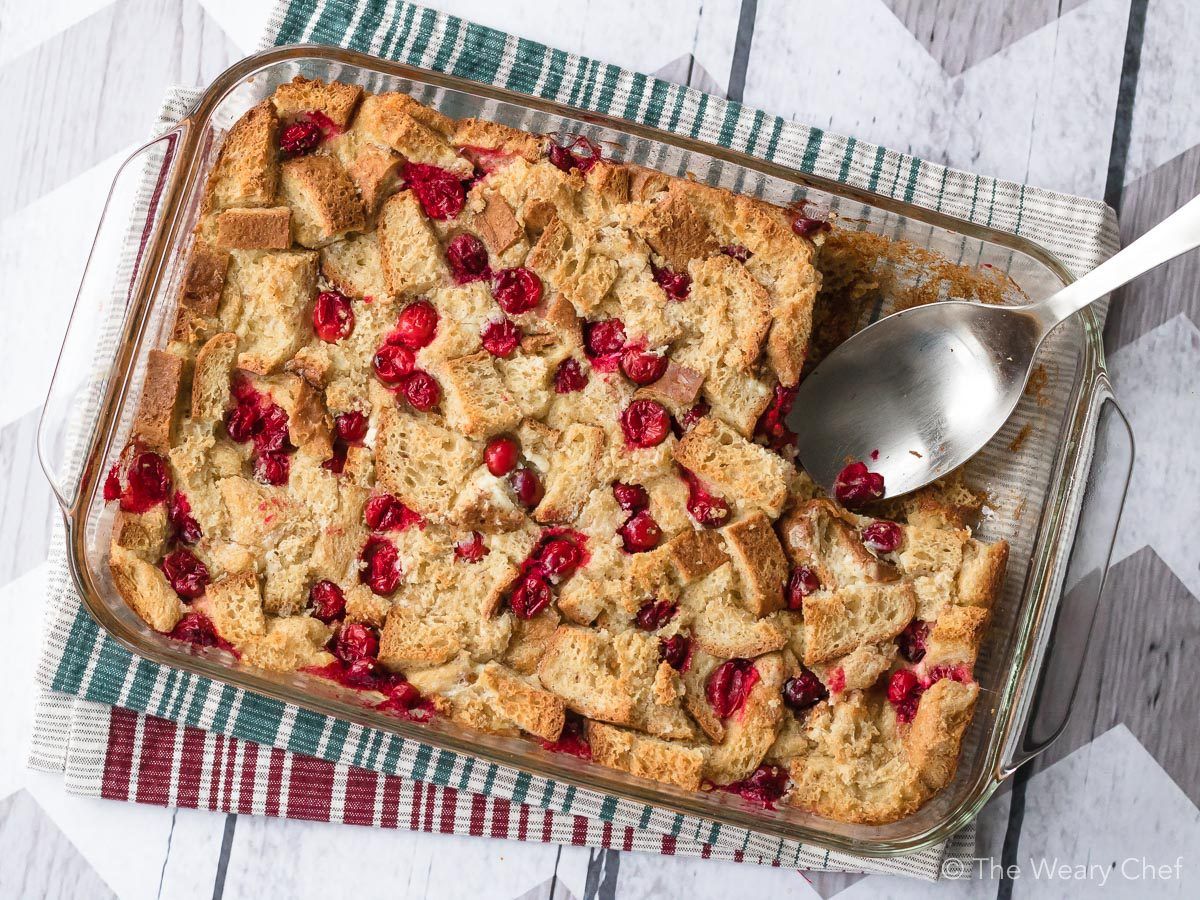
[
  {"x1": 37, "y1": 124, "x2": 188, "y2": 514},
  {"x1": 1000, "y1": 372, "x2": 1133, "y2": 776}
]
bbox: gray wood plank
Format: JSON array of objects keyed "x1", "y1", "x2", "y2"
[
  {"x1": 0, "y1": 790, "x2": 118, "y2": 900},
  {"x1": 0, "y1": 405, "x2": 56, "y2": 588}
]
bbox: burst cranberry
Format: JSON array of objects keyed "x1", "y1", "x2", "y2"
[
  {"x1": 401, "y1": 371, "x2": 440, "y2": 411},
  {"x1": 309, "y1": 581, "x2": 346, "y2": 623},
  {"x1": 547, "y1": 143, "x2": 576, "y2": 173},
  {"x1": 484, "y1": 435, "x2": 520, "y2": 476},
  {"x1": 385, "y1": 679, "x2": 423, "y2": 710},
  {"x1": 445, "y1": 233, "x2": 490, "y2": 282},
  {"x1": 360, "y1": 537, "x2": 402, "y2": 595},
  {"x1": 659, "y1": 634, "x2": 691, "y2": 671},
  {"x1": 680, "y1": 470, "x2": 730, "y2": 528},
  {"x1": 754, "y1": 383, "x2": 798, "y2": 452},
  {"x1": 539, "y1": 714, "x2": 593, "y2": 759},
  {"x1": 335, "y1": 623, "x2": 379, "y2": 664},
  {"x1": 161, "y1": 549, "x2": 209, "y2": 600},
  {"x1": 897, "y1": 620, "x2": 929, "y2": 663},
  {"x1": 785, "y1": 566, "x2": 821, "y2": 610},
  {"x1": 721, "y1": 765, "x2": 789, "y2": 808},
  {"x1": 782, "y1": 668, "x2": 828, "y2": 713},
  {"x1": 619, "y1": 510, "x2": 662, "y2": 553},
  {"x1": 253, "y1": 404, "x2": 291, "y2": 454},
  {"x1": 887, "y1": 669, "x2": 923, "y2": 722},
  {"x1": 720, "y1": 244, "x2": 752, "y2": 262},
  {"x1": 225, "y1": 403, "x2": 260, "y2": 442},
  {"x1": 253, "y1": 451, "x2": 290, "y2": 486},
  {"x1": 925, "y1": 664, "x2": 971, "y2": 687},
  {"x1": 454, "y1": 531, "x2": 488, "y2": 562},
  {"x1": 833, "y1": 461, "x2": 885, "y2": 507},
  {"x1": 405, "y1": 163, "x2": 466, "y2": 220},
  {"x1": 168, "y1": 491, "x2": 202, "y2": 544},
  {"x1": 343, "y1": 657, "x2": 380, "y2": 687},
  {"x1": 480, "y1": 318, "x2": 521, "y2": 357},
  {"x1": 334, "y1": 411, "x2": 368, "y2": 443},
  {"x1": 792, "y1": 214, "x2": 831, "y2": 238},
  {"x1": 322, "y1": 444, "x2": 348, "y2": 474},
  {"x1": 706, "y1": 659, "x2": 760, "y2": 719},
  {"x1": 620, "y1": 399, "x2": 670, "y2": 448},
  {"x1": 392, "y1": 300, "x2": 439, "y2": 349},
  {"x1": 612, "y1": 482, "x2": 649, "y2": 512},
  {"x1": 510, "y1": 467, "x2": 544, "y2": 508},
  {"x1": 492, "y1": 267, "x2": 543, "y2": 315},
  {"x1": 103, "y1": 465, "x2": 122, "y2": 501},
  {"x1": 122, "y1": 452, "x2": 172, "y2": 512},
  {"x1": 533, "y1": 537, "x2": 583, "y2": 583},
  {"x1": 312, "y1": 290, "x2": 354, "y2": 342},
  {"x1": 373, "y1": 343, "x2": 416, "y2": 384},
  {"x1": 679, "y1": 401, "x2": 709, "y2": 432},
  {"x1": 619, "y1": 348, "x2": 668, "y2": 385},
  {"x1": 509, "y1": 573, "x2": 552, "y2": 619},
  {"x1": 553, "y1": 358, "x2": 588, "y2": 393},
  {"x1": 546, "y1": 136, "x2": 601, "y2": 173},
  {"x1": 364, "y1": 493, "x2": 420, "y2": 531},
  {"x1": 861, "y1": 521, "x2": 903, "y2": 553},
  {"x1": 583, "y1": 318, "x2": 626, "y2": 356},
  {"x1": 279, "y1": 119, "x2": 322, "y2": 156},
  {"x1": 170, "y1": 612, "x2": 219, "y2": 646},
  {"x1": 652, "y1": 266, "x2": 691, "y2": 301},
  {"x1": 635, "y1": 599, "x2": 677, "y2": 631}
]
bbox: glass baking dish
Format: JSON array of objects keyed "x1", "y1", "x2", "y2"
[{"x1": 37, "y1": 45, "x2": 1133, "y2": 857}]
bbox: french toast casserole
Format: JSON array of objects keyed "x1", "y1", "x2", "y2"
[{"x1": 101, "y1": 76, "x2": 1008, "y2": 825}]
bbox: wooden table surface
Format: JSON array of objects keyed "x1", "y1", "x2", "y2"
[{"x1": 1, "y1": 1, "x2": 1198, "y2": 897}]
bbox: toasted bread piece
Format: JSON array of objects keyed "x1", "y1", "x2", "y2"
[
  {"x1": 345, "y1": 143, "x2": 405, "y2": 216},
  {"x1": 665, "y1": 528, "x2": 729, "y2": 583},
  {"x1": 377, "y1": 191, "x2": 449, "y2": 295},
  {"x1": 687, "y1": 563, "x2": 789, "y2": 658},
  {"x1": 172, "y1": 241, "x2": 228, "y2": 342},
  {"x1": 108, "y1": 544, "x2": 182, "y2": 633},
  {"x1": 674, "y1": 417, "x2": 789, "y2": 517},
  {"x1": 279, "y1": 155, "x2": 366, "y2": 248},
  {"x1": 476, "y1": 663, "x2": 566, "y2": 741},
  {"x1": 191, "y1": 333, "x2": 238, "y2": 423},
  {"x1": 374, "y1": 406, "x2": 478, "y2": 516},
  {"x1": 214, "y1": 207, "x2": 292, "y2": 250},
  {"x1": 240, "y1": 616, "x2": 334, "y2": 671},
  {"x1": 802, "y1": 581, "x2": 917, "y2": 666},
  {"x1": 221, "y1": 249, "x2": 318, "y2": 374},
  {"x1": 112, "y1": 507, "x2": 169, "y2": 557},
  {"x1": 536, "y1": 626, "x2": 636, "y2": 725},
  {"x1": 636, "y1": 189, "x2": 719, "y2": 270},
  {"x1": 452, "y1": 118, "x2": 546, "y2": 161},
  {"x1": 924, "y1": 605, "x2": 990, "y2": 668},
  {"x1": 691, "y1": 254, "x2": 772, "y2": 373},
  {"x1": 720, "y1": 512, "x2": 788, "y2": 617},
  {"x1": 587, "y1": 721, "x2": 708, "y2": 790},
  {"x1": 271, "y1": 76, "x2": 363, "y2": 128},
  {"x1": 206, "y1": 571, "x2": 266, "y2": 645},
  {"x1": 378, "y1": 605, "x2": 463, "y2": 670},
  {"x1": 635, "y1": 361, "x2": 704, "y2": 414},
  {"x1": 207, "y1": 101, "x2": 279, "y2": 211},
  {"x1": 319, "y1": 231, "x2": 389, "y2": 301},
  {"x1": 957, "y1": 538, "x2": 1008, "y2": 608},
  {"x1": 473, "y1": 192, "x2": 523, "y2": 254},
  {"x1": 132, "y1": 350, "x2": 183, "y2": 454},
  {"x1": 534, "y1": 423, "x2": 605, "y2": 524},
  {"x1": 438, "y1": 351, "x2": 522, "y2": 439},
  {"x1": 357, "y1": 92, "x2": 473, "y2": 178}
]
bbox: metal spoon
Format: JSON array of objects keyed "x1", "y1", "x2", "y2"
[{"x1": 790, "y1": 194, "x2": 1200, "y2": 499}]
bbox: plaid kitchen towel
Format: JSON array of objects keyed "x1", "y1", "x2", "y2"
[{"x1": 30, "y1": 0, "x2": 1122, "y2": 882}]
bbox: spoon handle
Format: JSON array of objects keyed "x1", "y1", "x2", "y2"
[{"x1": 1030, "y1": 193, "x2": 1200, "y2": 332}]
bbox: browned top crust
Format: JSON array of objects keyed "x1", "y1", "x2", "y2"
[{"x1": 105, "y1": 78, "x2": 1007, "y2": 827}]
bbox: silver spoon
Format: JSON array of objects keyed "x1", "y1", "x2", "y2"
[{"x1": 790, "y1": 194, "x2": 1200, "y2": 499}]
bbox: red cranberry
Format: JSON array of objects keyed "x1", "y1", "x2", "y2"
[
  {"x1": 619, "y1": 348, "x2": 668, "y2": 385},
  {"x1": 405, "y1": 163, "x2": 466, "y2": 220},
  {"x1": 480, "y1": 318, "x2": 521, "y2": 357},
  {"x1": 635, "y1": 599, "x2": 677, "y2": 631},
  {"x1": 546, "y1": 136, "x2": 601, "y2": 174},
  {"x1": 720, "y1": 244, "x2": 752, "y2": 262},
  {"x1": 335, "y1": 622, "x2": 379, "y2": 664},
  {"x1": 309, "y1": 581, "x2": 346, "y2": 623},
  {"x1": 364, "y1": 493, "x2": 420, "y2": 532},
  {"x1": 484, "y1": 435, "x2": 520, "y2": 477},
  {"x1": 720, "y1": 765, "x2": 789, "y2": 808},
  {"x1": 659, "y1": 634, "x2": 691, "y2": 671},
  {"x1": 553, "y1": 358, "x2": 588, "y2": 393},
  {"x1": 385, "y1": 679, "x2": 423, "y2": 710},
  {"x1": 510, "y1": 467, "x2": 544, "y2": 508},
  {"x1": 680, "y1": 470, "x2": 730, "y2": 528},
  {"x1": 401, "y1": 371, "x2": 440, "y2": 411},
  {"x1": 612, "y1": 482, "x2": 649, "y2": 512},
  {"x1": 785, "y1": 566, "x2": 821, "y2": 610},
  {"x1": 833, "y1": 461, "x2": 885, "y2": 507},
  {"x1": 252, "y1": 404, "x2": 291, "y2": 455},
  {"x1": 620, "y1": 399, "x2": 670, "y2": 448},
  {"x1": 782, "y1": 668, "x2": 828, "y2": 713},
  {"x1": 343, "y1": 657, "x2": 380, "y2": 687},
  {"x1": 253, "y1": 450, "x2": 290, "y2": 486},
  {"x1": 706, "y1": 658, "x2": 760, "y2": 719},
  {"x1": 679, "y1": 401, "x2": 709, "y2": 432},
  {"x1": 924, "y1": 664, "x2": 971, "y2": 687},
  {"x1": 454, "y1": 531, "x2": 488, "y2": 562},
  {"x1": 390, "y1": 301, "x2": 437, "y2": 350},
  {"x1": 312, "y1": 290, "x2": 355, "y2": 342},
  {"x1": 122, "y1": 452, "x2": 172, "y2": 512},
  {"x1": 279, "y1": 119, "x2": 322, "y2": 156},
  {"x1": 547, "y1": 143, "x2": 576, "y2": 173},
  {"x1": 583, "y1": 318, "x2": 626, "y2": 356},
  {"x1": 168, "y1": 491, "x2": 202, "y2": 545},
  {"x1": 492, "y1": 267, "x2": 543, "y2": 315},
  {"x1": 445, "y1": 233, "x2": 490, "y2": 282},
  {"x1": 619, "y1": 510, "x2": 662, "y2": 553},
  {"x1": 170, "y1": 612, "x2": 219, "y2": 646},
  {"x1": 360, "y1": 537, "x2": 402, "y2": 595},
  {"x1": 897, "y1": 620, "x2": 929, "y2": 663},
  {"x1": 160, "y1": 549, "x2": 209, "y2": 600},
  {"x1": 754, "y1": 383, "x2": 798, "y2": 452},
  {"x1": 533, "y1": 537, "x2": 583, "y2": 583},
  {"x1": 225, "y1": 403, "x2": 260, "y2": 443},
  {"x1": 652, "y1": 266, "x2": 691, "y2": 301},
  {"x1": 334, "y1": 411, "x2": 368, "y2": 443},
  {"x1": 103, "y1": 465, "x2": 122, "y2": 502},
  {"x1": 373, "y1": 343, "x2": 416, "y2": 385},
  {"x1": 861, "y1": 521, "x2": 903, "y2": 553},
  {"x1": 887, "y1": 669, "x2": 923, "y2": 723},
  {"x1": 792, "y1": 214, "x2": 831, "y2": 238},
  {"x1": 509, "y1": 573, "x2": 552, "y2": 619},
  {"x1": 539, "y1": 714, "x2": 592, "y2": 759}
]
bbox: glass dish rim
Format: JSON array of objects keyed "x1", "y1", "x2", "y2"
[{"x1": 55, "y1": 43, "x2": 1109, "y2": 858}]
